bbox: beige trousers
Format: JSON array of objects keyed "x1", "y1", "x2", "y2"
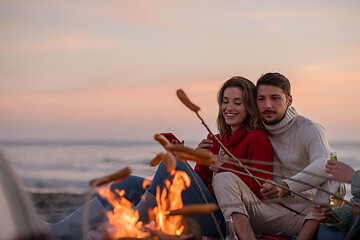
[{"x1": 213, "y1": 172, "x2": 314, "y2": 236}]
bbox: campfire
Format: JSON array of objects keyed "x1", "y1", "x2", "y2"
[
  {"x1": 97, "y1": 170, "x2": 193, "y2": 240},
  {"x1": 97, "y1": 187, "x2": 145, "y2": 239},
  {"x1": 152, "y1": 170, "x2": 191, "y2": 236},
  {"x1": 87, "y1": 134, "x2": 218, "y2": 240}
]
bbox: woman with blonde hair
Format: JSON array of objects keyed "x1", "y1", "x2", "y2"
[{"x1": 196, "y1": 76, "x2": 273, "y2": 201}]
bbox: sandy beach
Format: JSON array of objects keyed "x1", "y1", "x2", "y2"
[{"x1": 30, "y1": 192, "x2": 93, "y2": 223}]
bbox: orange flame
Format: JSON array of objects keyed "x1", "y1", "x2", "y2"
[
  {"x1": 98, "y1": 170, "x2": 191, "y2": 239},
  {"x1": 152, "y1": 170, "x2": 191, "y2": 235},
  {"x1": 142, "y1": 178, "x2": 152, "y2": 189},
  {"x1": 98, "y1": 188, "x2": 146, "y2": 239}
]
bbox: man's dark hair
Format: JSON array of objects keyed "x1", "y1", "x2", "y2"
[{"x1": 256, "y1": 72, "x2": 291, "y2": 97}]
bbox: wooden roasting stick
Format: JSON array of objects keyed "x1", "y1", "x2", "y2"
[
  {"x1": 219, "y1": 165, "x2": 359, "y2": 211},
  {"x1": 218, "y1": 157, "x2": 357, "y2": 209},
  {"x1": 168, "y1": 203, "x2": 218, "y2": 216},
  {"x1": 89, "y1": 167, "x2": 132, "y2": 187},
  {"x1": 224, "y1": 157, "x2": 360, "y2": 189}
]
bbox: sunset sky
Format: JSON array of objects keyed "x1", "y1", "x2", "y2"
[{"x1": 0, "y1": 0, "x2": 359, "y2": 142}]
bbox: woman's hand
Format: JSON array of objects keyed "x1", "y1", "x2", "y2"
[
  {"x1": 326, "y1": 160, "x2": 355, "y2": 183},
  {"x1": 196, "y1": 138, "x2": 213, "y2": 151},
  {"x1": 311, "y1": 204, "x2": 340, "y2": 224},
  {"x1": 170, "y1": 139, "x2": 184, "y2": 145}
]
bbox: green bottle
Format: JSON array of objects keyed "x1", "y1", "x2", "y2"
[
  {"x1": 329, "y1": 152, "x2": 346, "y2": 208},
  {"x1": 330, "y1": 152, "x2": 337, "y2": 161}
]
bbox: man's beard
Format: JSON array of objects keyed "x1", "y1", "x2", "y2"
[
  {"x1": 262, "y1": 110, "x2": 283, "y2": 125},
  {"x1": 263, "y1": 118, "x2": 282, "y2": 125}
]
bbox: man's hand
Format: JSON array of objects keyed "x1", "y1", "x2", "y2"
[
  {"x1": 260, "y1": 181, "x2": 290, "y2": 199},
  {"x1": 311, "y1": 204, "x2": 340, "y2": 224},
  {"x1": 326, "y1": 160, "x2": 355, "y2": 183}
]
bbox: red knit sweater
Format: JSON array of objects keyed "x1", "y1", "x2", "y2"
[{"x1": 194, "y1": 127, "x2": 274, "y2": 200}]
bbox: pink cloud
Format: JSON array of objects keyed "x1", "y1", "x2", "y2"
[
  {"x1": 0, "y1": 81, "x2": 223, "y2": 140},
  {"x1": 0, "y1": 81, "x2": 220, "y2": 125}
]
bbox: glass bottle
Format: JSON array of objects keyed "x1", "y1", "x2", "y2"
[
  {"x1": 329, "y1": 152, "x2": 346, "y2": 208},
  {"x1": 225, "y1": 216, "x2": 238, "y2": 240}
]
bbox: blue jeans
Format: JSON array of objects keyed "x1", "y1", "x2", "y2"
[
  {"x1": 316, "y1": 224, "x2": 345, "y2": 240},
  {"x1": 98, "y1": 175, "x2": 147, "y2": 207},
  {"x1": 98, "y1": 159, "x2": 225, "y2": 238}
]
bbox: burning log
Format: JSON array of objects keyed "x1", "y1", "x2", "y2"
[
  {"x1": 104, "y1": 217, "x2": 203, "y2": 240},
  {"x1": 146, "y1": 228, "x2": 193, "y2": 240},
  {"x1": 180, "y1": 217, "x2": 202, "y2": 240},
  {"x1": 115, "y1": 238, "x2": 154, "y2": 240},
  {"x1": 145, "y1": 217, "x2": 202, "y2": 240}
]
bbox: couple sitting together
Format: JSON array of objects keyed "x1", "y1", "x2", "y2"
[{"x1": 48, "y1": 72, "x2": 359, "y2": 240}]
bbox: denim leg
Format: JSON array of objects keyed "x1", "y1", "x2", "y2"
[
  {"x1": 97, "y1": 175, "x2": 148, "y2": 210},
  {"x1": 316, "y1": 224, "x2": 345, "y2": 240},
  {"x1": 147, "y1": 160, "x2": 225, "y2": 238}
]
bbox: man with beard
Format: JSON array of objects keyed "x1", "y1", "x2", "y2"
[{"x1": 212, "y1": 72, "x2": 331, "y2": 239}]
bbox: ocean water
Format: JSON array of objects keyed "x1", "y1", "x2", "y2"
[
  {"x1": 0, "y1": 139, "x2": 359, "y2": 199},
  {"x1": 0, "y1": 139, "x2": 199, "y2": 194}
]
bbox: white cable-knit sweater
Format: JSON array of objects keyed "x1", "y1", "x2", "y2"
[{"x1": 264, "y1": 106, "x2": 332, "y2": 197}]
